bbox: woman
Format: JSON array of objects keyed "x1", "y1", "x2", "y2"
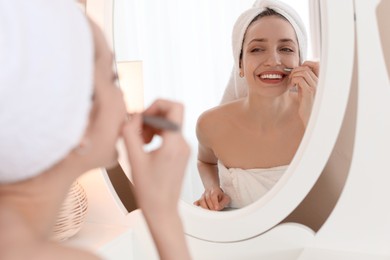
[
  {"x1": 0, "y1": 1, "x2": 191, "y2": 259},
  {"x1": 194, "y1": 0, "x2": 319, "y2": 211}
]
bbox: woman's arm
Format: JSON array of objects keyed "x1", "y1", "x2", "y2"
[
  {"x1": 193, "y1": 114, "x2": 230, "y2": 211},
  {"x1": 122, "y1": 99, "x2": 192, "y2": 260}
]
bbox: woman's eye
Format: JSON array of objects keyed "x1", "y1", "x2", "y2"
[
  {"x1": 250, "y1": 48, "x2": 263, "y2": 53},
  {"x1": 281, "y1": 47, "x2": 294, "y2": 52}
]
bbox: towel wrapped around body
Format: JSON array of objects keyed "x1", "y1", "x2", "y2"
[{"x1": 218, "y1": 161, "x2": 288, "y2": 208}]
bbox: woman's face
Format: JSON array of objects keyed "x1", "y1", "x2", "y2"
[
  {"x1": 240, "y1": 16, "x2": 300, "y2": 97},
  {"x1": 85, "y1": 22, "x2": 127, "y2": 168}
]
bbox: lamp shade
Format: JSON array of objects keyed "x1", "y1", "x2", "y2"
[{"x1": 116, "y1": 60, "x2": 144, "y2": 113}]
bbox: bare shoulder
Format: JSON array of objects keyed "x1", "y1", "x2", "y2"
[
  {"x1": 197, "y1": 100, "x2": 243, "y2": 131},
  {"x1": 0, "y1": 206, "x2": 100, "y2": 260},
  {"x1": 196, "y1": 99, "x2": 243, "y2": 146}
]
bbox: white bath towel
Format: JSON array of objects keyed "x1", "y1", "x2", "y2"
[
  {"x1": 221, "y1": 0, "x2": 308, "y2": 104},
  {"x1": 218, "y1": 161, "x2": 287, "y2": 208},
  {"x1": 0, "y1": 0, "x2": 94, "y2": 183}
]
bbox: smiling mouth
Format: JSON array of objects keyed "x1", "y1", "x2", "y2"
[
  {"x1": 260, "y1": 73, "x2": 284, "y2": 80},
  {"x1": 258, "y1": 72, "x2": 289, "y2": 83}
]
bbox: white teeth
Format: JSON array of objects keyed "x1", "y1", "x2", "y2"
[{"x1": 260, "y1": 74, "x2": 283, "y2": 79}]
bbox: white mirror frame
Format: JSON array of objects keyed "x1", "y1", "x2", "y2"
[{"x1": 179, "y1": 0, "x2": 355, "y2": 242}]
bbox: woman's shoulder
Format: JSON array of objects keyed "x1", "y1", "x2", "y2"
[
  {"x1": 197, "y1": 99, "x2": 243, "y2": 125},
  {"x1": 196, "y1": 99, "x2": 243, "y2": 141},
  {"x1": 0, "y1": 206, "x2": 100, "y2": 260},
  {"x1": 0, "y1": 206, "x2": 35, "y2": 259}
]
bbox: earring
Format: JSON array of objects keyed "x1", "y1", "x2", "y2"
[{"x1": 239, "y1": 71, "x2": 244, "y2": 78}]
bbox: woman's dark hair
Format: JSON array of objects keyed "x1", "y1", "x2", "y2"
[{"x1": 239, "y1": 8, "x2": 288, "y2": 68}]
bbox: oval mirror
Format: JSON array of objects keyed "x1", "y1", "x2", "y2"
[{"x1": 111, "y1": 0, "x2": 355, "y2": 242}]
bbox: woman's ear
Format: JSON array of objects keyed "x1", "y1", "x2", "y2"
[
  {"x1": 239, "y1": 57, "x2": 244, "y2": 78},
  {"x1": 239, "y1": 65, "x2": 244, "y2": 78}
]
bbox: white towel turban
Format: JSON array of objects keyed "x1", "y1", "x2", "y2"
[
  {"x1": 0, "y1": 0, "x2": 94, "y2": 183},
  {"x1": 221, "y1": 0, "x2": 308, "y2": 103}
]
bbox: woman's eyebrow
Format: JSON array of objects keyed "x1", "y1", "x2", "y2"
[
  {"x1": 279, "y1": 38, "x2": 297, "y2": 45},
  {"x1": 247, "y1": 38, "x2": 298, "y2": 48},
  {"x1": 247, "y1": 38, "x2": 267, "y2": 45}
]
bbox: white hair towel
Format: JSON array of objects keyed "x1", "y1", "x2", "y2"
[
  {"x1": 0, "y1": 0, "x2": 94, "y2": 183},
  {"x1": 221, "y1": 0, "x2": 308, "y2": 104}
]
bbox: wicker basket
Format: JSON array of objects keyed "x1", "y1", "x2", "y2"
[{"x1": 51, "y1": 181, "x2": 88, "y2": 241}]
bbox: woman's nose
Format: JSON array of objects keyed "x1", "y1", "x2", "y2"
[{"x1": 264, "y1": 51, "x2": 282, "y2": 66}]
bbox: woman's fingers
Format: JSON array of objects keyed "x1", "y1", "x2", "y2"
[
  {"x1": 289, "y1": 65, "x2": 318, "y2": 97},
  {"x1": 198, "y1": 195, "x2": 211, "y2": 210},
  {"x1": 219, "y1": 194, "x2": 231, "y2": 209},
  {"x1": 290, "y1": 67, "x2": 317, "y2": 86},
  {"x1": 122, "y1": 113, "x2": 145, "y2": 166},
  {"x1": 194, "y1": 188, "x2": 229, "y2": 211},
  {"x1": 206, "y1": 192, "x2": 217, "y2": 210},
  {"x1": 140, "y1": 99, "x2": 184, "y2": 145},
  {"x1": 292, "y1": 77, "x2": 315, "y2": 102},
  {"x1": 289, "y1": 61, "x2": 319, "y2": 88},
  {"x1": 143, "y1": 99, "x2": 184, "y2": 129},
  {"x1": 293, "y1": 68, "x2": 317, "y2": 83},
  {"x1": 302, "y1": 60, "x2": 320, "y2": 77},
  {"x1": 291, "y1": 74, "x2": 316, "y2": 94}
]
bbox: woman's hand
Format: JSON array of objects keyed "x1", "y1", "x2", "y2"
[
  {"x1": 289, "y1": 61, "x2": 320, "y2": 127},
  {"x1": 194, "y1": 186, "x2": 231, "y2": 211},
  {"x1": 122, "y1": 99, "x2": 192, "y2": 260},
  {"x1": 122, "y1": 99, "x2": 190, "y2": 214}
]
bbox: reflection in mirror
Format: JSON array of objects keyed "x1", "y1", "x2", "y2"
[
  {"x1": 194, "y1": 1, "x2": 319, "y2": 211},
  {"x1": 113, "y1": 0, "x2": 317, "y2": 210}
]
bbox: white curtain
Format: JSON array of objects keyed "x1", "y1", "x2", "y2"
[{"x1": 114, "y1": 0, "x2": 312, "y2": 203}]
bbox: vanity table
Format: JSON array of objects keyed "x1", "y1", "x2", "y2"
[{"x1": 68, "y1": 0, "x2": 390, "y2": 259}]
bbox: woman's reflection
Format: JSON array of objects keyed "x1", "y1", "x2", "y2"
[{"x1": 194, "y1": 0, "x2": 319, "y2": 211}]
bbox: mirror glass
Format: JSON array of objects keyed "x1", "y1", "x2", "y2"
[{"x1": 113, "y1": 0, "x2": 316, "y2": 210}]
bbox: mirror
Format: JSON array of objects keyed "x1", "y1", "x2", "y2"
[
  {"x1": 88, "y1": 0, "x2": 356, "y2": 244},
  {"x1": 113, "y1": 0, "x2": 316, "y2": 209}
]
